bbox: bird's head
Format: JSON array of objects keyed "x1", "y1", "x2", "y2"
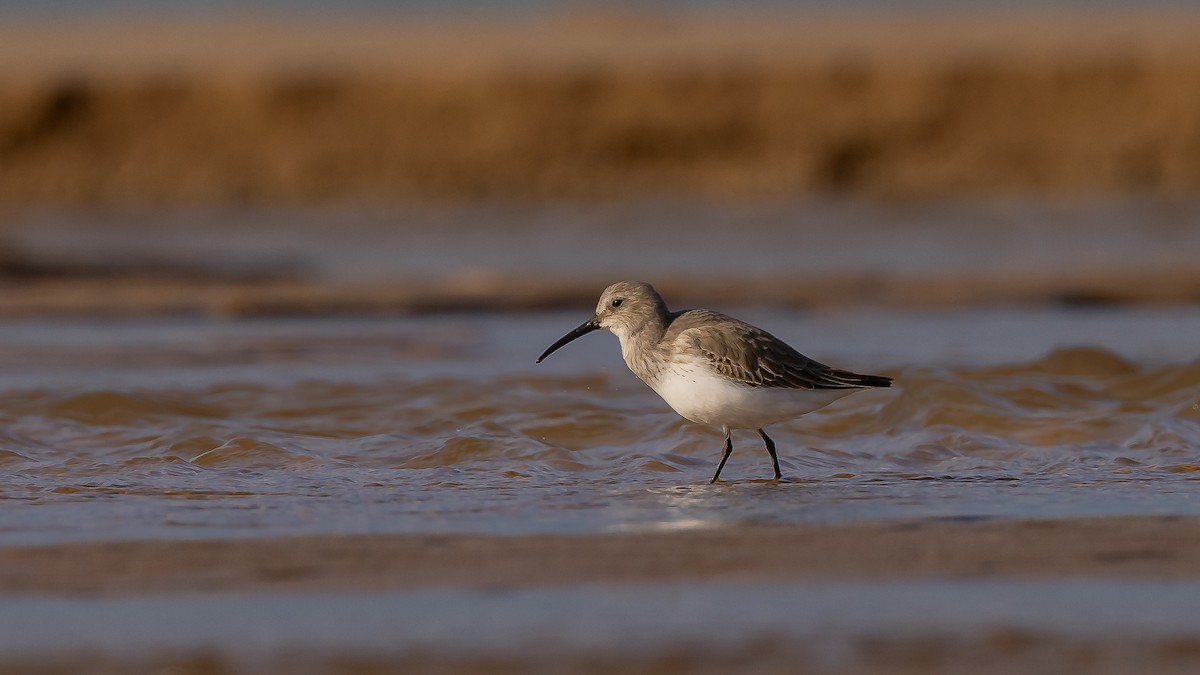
[{"x1": 536, "y1": 281, "x2": 668, "y2": 362}]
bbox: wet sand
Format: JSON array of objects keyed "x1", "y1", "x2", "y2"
[
  {"x1": 2, "y1": 11, "x2": 1200, "y2": 204},
  {"x1": 4, "y1": 516, "x2": 1200, "y2": 595},
  {"x1": 5, "y1": 517, "x2": 1200, "y2": 674}
]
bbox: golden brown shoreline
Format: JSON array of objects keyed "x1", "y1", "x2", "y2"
[
  {"x1": 4, "y1": 516, "x2": 1199, "y2": 596},
  {"x1": 2, "y1": 12, "x2": 1200, "y2": 205}
]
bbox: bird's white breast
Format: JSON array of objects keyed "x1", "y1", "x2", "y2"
[{"x1": 644, "y1": 359, "x2": 855, "y2": 430}]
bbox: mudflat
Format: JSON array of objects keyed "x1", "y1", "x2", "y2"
[
  {"x1": 4, "y1": 516, "x2": 1199, "y2": 595},
  {"x1": 5, "y1": 517, "x2": 1200, "y2": 674}
]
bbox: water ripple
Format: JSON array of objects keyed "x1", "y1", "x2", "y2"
[{"x1": 0, "y1": 341, "x2": 1197, "y2": 543}]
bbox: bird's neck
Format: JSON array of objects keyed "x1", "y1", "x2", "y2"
[{"x1": 618, "y1": 313, "x2": 669, "y2": 384}]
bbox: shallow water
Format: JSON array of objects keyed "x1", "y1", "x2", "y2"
[
  {"x1": 11, "y1": 200, "x2": 1200, "y2": 286},
  {"x1": 5, "y1": 581, "x2": 1200, "y2": 664},
  {"x1": 0, "y1": 308, "x2": 1197, "y2": 545}
]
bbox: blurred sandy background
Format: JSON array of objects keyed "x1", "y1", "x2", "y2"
[
  {"x1": 2, "y1": 10, "x2": 1200, "y2": 204},
  {"x1": 1, "y1": 7, "x2": 1199, "y2": 315}
]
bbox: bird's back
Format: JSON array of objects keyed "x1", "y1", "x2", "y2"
[{"x1": 664, "y1": 309, "x2": 893, "y2": 390}]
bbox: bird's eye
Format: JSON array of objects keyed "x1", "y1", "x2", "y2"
[{"x1": 611, "y1": 298, "x2": 623, "y2": 308}]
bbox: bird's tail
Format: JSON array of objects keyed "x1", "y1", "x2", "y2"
[
  {"x1": 826, "y1": 369, "x2": 893, "y2": 388},
  {"x1": 856, "y1": 374, "x2": 893, "y2": 388}
]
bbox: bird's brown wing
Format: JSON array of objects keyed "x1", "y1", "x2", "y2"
[{"x1": 668, "y1": 310, "x2": 892, "y2": 390}]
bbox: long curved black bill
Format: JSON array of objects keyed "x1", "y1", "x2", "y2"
[{"x1": 536, "y1": 318, "x2": 600, "y2": 363}]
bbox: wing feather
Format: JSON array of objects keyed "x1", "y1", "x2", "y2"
[{"x1": 668, "y1": 310, "x2": 891, "y2": 390}]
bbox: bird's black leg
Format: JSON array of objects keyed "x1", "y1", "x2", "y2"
[
  {"x1": 758, "y1": 428, "x2": 782, "y2": 480},
  {"x1": 711, "y1": 427, "x2": 734, "y2": 483}
]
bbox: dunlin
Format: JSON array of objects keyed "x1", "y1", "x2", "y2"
[{"x1": 537, "y1": 281, "x2": 892, "y2": 482}]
